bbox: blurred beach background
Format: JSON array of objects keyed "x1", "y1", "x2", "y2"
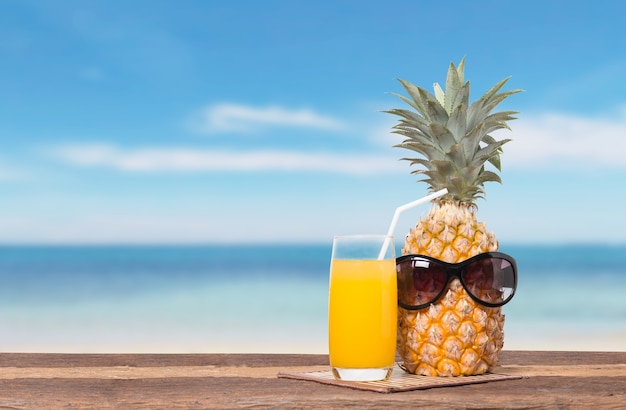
[
  {"x1": 1, "y1": 1, "x2": 625, "y2": 353},
  {"x1": 1, "y1": 244, "x2": 625, "y2": 353}
]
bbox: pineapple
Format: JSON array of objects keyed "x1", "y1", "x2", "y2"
[{"x1": 386, "y1": 58, "x2": 521, "y2": 376}]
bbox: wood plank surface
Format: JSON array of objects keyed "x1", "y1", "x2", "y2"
[{"x1": 0, "y1": 351, "x2": 624, "y2": 409}]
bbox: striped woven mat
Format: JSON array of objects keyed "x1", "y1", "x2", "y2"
[{"x1": 278, "y1": 366, "x2": 524, "y2": 393}]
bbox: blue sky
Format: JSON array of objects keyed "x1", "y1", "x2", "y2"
[{"x1": 1, "y1": 0, "x2": 626, "y2": 244}]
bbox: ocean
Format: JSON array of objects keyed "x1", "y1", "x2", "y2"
[{"x1": 0, "y1": 244, "x2": 624, "y2": 353}]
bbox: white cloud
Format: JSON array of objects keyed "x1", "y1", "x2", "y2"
[
  {"x1": 49, "y1": 110, "x2": 626, "y2": 177},
  {"x1": 499, "y1": 110, "x2": 626, "y2": 169},
  {"x1": 188, "y1": 103, "x2": 347, "y2": 134},
  {"x1": 376, "y1": 107, "x2": 626, "y2": 170},
  {"x1": 51, "y1": 144, "x2": 403, "y2": 175}
]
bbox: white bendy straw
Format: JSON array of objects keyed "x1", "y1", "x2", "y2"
[{"x1": 377, "y1": 188, "x2": 448, "y2": 260}]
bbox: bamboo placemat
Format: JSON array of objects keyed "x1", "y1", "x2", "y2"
[{"x1": 278, "y1": 366, "x2": 525, "y2": 393}]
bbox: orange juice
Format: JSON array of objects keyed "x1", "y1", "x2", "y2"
[{"x1": 328, "y1": 259, "x2": 397, "y2": 369}]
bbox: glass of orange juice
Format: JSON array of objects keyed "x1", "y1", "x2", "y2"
[{"x1": 328, "y1": 234, "x2": 397, "y2": 381}]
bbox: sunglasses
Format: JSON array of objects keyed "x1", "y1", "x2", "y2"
[{"x1": 396, "y1": 252, "x2": 517, "y2": 310}]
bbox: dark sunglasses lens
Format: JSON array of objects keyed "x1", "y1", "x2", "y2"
[
  {"x1": 462, "y1": 257, "x2": 516, "y2": 305},
  {"x1": 397, "y1": 258, "x2": 447, "y2": 308}
]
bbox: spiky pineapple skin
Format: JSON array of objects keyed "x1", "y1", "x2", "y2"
[{"x1": 397, "y1": 201, "x2": 504, "y2": 376}]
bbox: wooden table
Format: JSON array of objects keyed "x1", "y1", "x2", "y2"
[{"x1": 0, "y1": 351, "x2": 624, "y2": 408}]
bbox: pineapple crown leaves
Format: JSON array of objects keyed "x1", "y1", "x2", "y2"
[{"x1": 385, "y1": 58, "x2": 523, "y2": 203}]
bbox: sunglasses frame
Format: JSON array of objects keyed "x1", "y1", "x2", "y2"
[{"x1": 396, "y1": 252, "x2": 518, "y2": 310}]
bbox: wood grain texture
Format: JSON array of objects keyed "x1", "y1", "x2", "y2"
[{"x1": 0, "y1": 351, "x2": 624, "y2": 409}]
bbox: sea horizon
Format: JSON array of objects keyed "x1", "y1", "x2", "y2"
[{"x1": 1, "y1": 242, "x2": 624, "y2": 354}]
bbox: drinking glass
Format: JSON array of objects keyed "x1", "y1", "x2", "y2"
[{"x1": 328, "y1": 234, "x2": 397, "y2": 381}]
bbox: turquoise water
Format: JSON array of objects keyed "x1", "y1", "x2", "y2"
[{"x1": 0, "y1": 244, "x2": 624, "y2": 353}]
